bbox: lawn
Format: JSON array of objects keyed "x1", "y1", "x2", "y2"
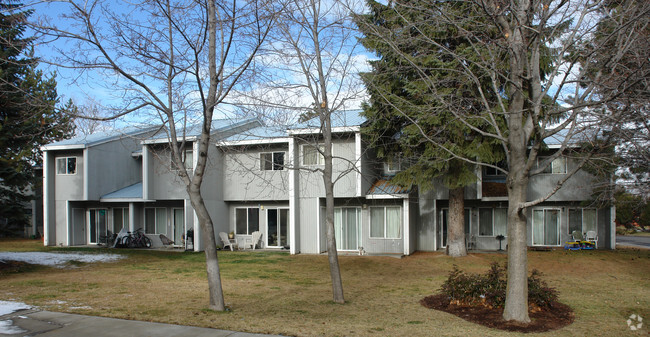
[{"x1": 0, "y1": 239, "x2": 648, "y2": 336}]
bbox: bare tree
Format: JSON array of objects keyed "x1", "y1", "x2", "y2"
[
  {"x1": 29, "y1": 0, "x2": 276, "y2": 311},
  {"x1": 356, "y1": 0, "x2": 649, "y2": 323},
  {"x1": 236, "y1": 0, "x2": 365, "y2": 303}
]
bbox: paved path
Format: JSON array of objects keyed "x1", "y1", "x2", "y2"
[
  {"x1": 0, "y1": 309, "x2": 283, "y2": 337},
  {"x1": 617, "y1": 235, "x2": 650, "y2": 249}
]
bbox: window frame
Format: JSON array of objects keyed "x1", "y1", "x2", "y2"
[
  {"x1": 235, "y1": 207, "x2": 260, "y2": 235},
  {"x1": 369, "y1": 206, "x2": 402, "y2": 239},
  {"x1": 260, "y1": 151, "x2": 285, "y2": 171},
  {"x1": 56, "y1": 157, "x2": 77, "y2": 175},
  {"x1": 145, "y1": 207, "x2": 168, "y2": 235},
  {"x1": 568, "y1": 208, "x2": 597, "y2": 235},
  {"x1": 532, "y1": 207, "x2": 562, "y2": 246},
  {"x1": 537, "y1": 156, "x2": 567, "y2": 174},
  {"x1": 301, "y1": 144, "x2": 325, "y2": 166},
  {"x1": 384, "y1": 155, "x2": 402, "y2": 174},
  {"x1": 171, "y1": 148, "x2": 193, "y2": 171},
  {"x1": 478, "y1": 207, "x2": 508, "y2": 237}
]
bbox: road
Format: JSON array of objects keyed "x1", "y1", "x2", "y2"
[{"x1": 617, "y1": 235, "x2": 650, "y2": 249}]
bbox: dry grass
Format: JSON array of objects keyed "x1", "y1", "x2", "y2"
[{"x1": 1, "y1": 238, "x2": 648, "y2": 336}]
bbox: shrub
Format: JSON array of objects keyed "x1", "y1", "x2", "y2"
[{"x1": 440, "y1": 263, "x2": 559, "y2": 309}]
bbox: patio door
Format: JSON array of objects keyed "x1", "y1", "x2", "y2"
[
  {"x1": 88, "y1": 209, "x2": 107, "y2": 244},
  {"x1": 334, "y1": 208, "x2": 360, "y2": 251},
  {"x1": 172, "y1": 208, "x2": 184, "y2": 245},
  {"x1": 532, "y1": 208, "x2": 561, "y2": 246},
  {"x1": 267, "y1": 208, "x2": 288, "y2": 248}
]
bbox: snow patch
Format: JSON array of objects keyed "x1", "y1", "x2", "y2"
[
  {"x1": 0, "y1": 252, "x2": 124, "y2": 267},
  {"x1": 0, "y1": 320, "x2": 27, "y2": 335},
  {"x1": 0, "y1": 301, "x2": 30, "y2": 316}
]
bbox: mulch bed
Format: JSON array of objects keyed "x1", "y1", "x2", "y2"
[
  {"x1": 0, "y1": 260, "x2": 32, "y2": 275},
  {"x1": 420, "y1": 294, "x2": 574, "y2": 333}
]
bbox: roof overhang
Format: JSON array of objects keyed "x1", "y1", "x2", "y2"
[
  {"x1": 218, "y1": 137, "x2": 291, "y2": 147},
  {"x1": 365, "y1": 194, "x2": 410, "y2": 200},
  {"x1": 41, "y1": 144, "x2": 86, "y2": 151},
  {"x1": 288, "y1": 126, "x2": 360, "y2": 135}
]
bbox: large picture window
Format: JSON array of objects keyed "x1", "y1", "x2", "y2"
[
  {"x1": 479, "y1": 208, "x2": 507, "y2": 237},
  {"x1": 370, "y1": 206, "x2": 401, "y2": 239},
  {"x1": 301, "y1": 144, "x2": 324, "y2": 166},
  {"x1": 56, "y1": 157, "x2": 77, "y2": 175},
  {"x1": 145, "y1": 208, "x2": 167, "y2": 234},
  {"x1": 260, "y1": 152, "x2": 285, "y2": 171},
  {"x1": 235, "y1": 208, "x2": 259, "y2": 235},
  {"x1": 568, "y1": 208, "x2": 597, "y2": 235}
]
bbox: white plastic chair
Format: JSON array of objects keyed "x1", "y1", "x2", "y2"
[
  {"x1": 244, "y1": 231, "x2": 263, "y2": 250},
  {"x1": 585, "y1": 231, "x2": 598, "y2": 247},
  {"x1": 219, "y1": 232, "x2": 236, "y2": 251}
]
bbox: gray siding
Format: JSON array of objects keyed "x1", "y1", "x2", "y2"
[
  {"x1": 222, "y1": 146, "x2": 289, "y2": 201},
  {"x1": 86, "y1": 138, "x2": 142, "y2": 200}
]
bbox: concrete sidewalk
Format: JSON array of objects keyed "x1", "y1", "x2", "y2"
[{"x1": 1, "y1": 308, "x2": 284, "y2": 337}]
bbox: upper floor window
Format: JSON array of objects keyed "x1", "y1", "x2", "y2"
[
  {"x1": 171, "y1": 149, "x2": 193, "y2": 170},
  {"x1": 56, "y1": 157, "x2": 77, "y2": 175},
  {"x1": 384, "y1": 155, "x2": 401, "y2": 174},
  {"x1": 484, "y1": 161, "x2": 507, "y2": 176},
  {"x1": 538, "y1": 156, "x2": 566, "y2": 174},
  {"x1": 302, "y1": 144, "x2": 324, "y2": 166},
  {"x1": 260, "y1": 152, "x2": 284, "y2": 171}
]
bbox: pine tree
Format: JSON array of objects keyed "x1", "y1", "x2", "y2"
[
  {"x1": 356, "y1": 0, "x2": 505, "y2": 256},
  {"x1": 0, "y1": 1, "x2": 75, "y2": 235}
]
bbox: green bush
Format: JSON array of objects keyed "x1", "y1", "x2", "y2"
[{"x1": 440, "y1": 262, "x2": 558, "y2": 309}]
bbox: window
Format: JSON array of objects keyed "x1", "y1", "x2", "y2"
[
  {"x1": 537, "y1": 156, "x2": 567, "y2": 174},
  {"x1": 56, "y1": 157, "x2": 77, "y2": 175},
  {"x1": 479, "y1": 208, "x2": 507, "y2": 237},
  {"x1": 302, "y1": 144, "x2": 324, "y2": 166},
  {"x1": 235, "y1": 208, "x2": 259, "y2": 235},
  {"x1": 370, "y1": 206, "x2": 401, "y2": 239},
  {"x1": 260, "y1": 152, "x2": 285, "y2": 171},
  {"x1": 484, "y1": 161, "x2": 507, "y2": 176},
  {"x1": 568, "y1": 208, "x2": 597, "y2": 235},
  {"x1": 171, "y1": 149, "x2": 193, "y2": 170},
  {"x1": 145, "y1": 208, "x2": 167, "y2": 234},
  {"x1": 384, "y1": 155, "x2": 401, "y2": 173},
  {"x1": 113, "y1": 208, "x2": 129, "y2": 233}
]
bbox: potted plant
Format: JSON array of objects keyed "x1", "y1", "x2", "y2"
[{"x1": 228, "y1": 231, "x2": 235, "y2": 239}]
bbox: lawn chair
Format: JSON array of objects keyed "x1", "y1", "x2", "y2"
[
  {"x1": 585, "y1": 231, "x2": 598, "y2": 249},
  {"x1": 243, "y1": 231, "x2": 263, "y2": 250},
  {"x1": 219, "y1": 232, "x2": 236, "y2": 251}
]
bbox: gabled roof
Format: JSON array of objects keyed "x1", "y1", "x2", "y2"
[
  {"x1": 144, "y1": 118, "x2": 262, "y2": 144},
  {"x1": 41, "y1": 126, "x2": 157, "y2": 151},
  {"x1": 288, "y1": 110, "x2": 367, "y2": 135}
]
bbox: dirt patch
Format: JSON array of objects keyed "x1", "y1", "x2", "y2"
[
  {"x1": 421, "y1": 294, "x2": 574, "y2": 333},
  {"x1": 0, "y1": 260, "x2": 32, "y2": 275}
]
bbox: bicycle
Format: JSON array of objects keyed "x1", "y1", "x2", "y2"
[{"x1": 121, "y1": 228, "x2": 152, "y2": 248}]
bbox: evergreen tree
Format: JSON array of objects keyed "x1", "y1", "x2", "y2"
[
  {"x1": 0, "y1": 1, "x2": 75, "y2": 236},
  {"x1": 356, "y1": 0, "x2": 505, "y2": 256}
]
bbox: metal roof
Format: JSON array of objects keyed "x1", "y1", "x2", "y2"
[
  {"x1": 147, "y1": 118, "x2": 261, "y2": 142},
  {"x1": 220, "y1": 125, "x2": 289, "y2": 144},
  {"x1": 100, "y1": 182, "x2": 143, "y2": 201},
  {"x1": 291, "y1": 109, "x2": 366, "y2": 130},
  {"x1": 367, "y1": 179, "x2": 412, "y2": 197},
  {"x1": 42, "y1": 126, "x2": 158, "y2": 150}
]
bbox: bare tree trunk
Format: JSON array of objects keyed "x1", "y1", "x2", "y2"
[
  {"x1": 188, "y1": 188, "x2": 225, "y2": 311},
  {"x1": 446, "y1": 187, "x2": 467, "y2": 257},
  {"x1": 322, "y1": 113, "x2": 345, "y2": 304}
]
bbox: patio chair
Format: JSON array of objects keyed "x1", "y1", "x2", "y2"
[
  {"x1": 466, "y1": 234, "x2": 476, "y2": 251},
  {"x1": 585, "y1": 231, "x2": 598, "y2": 248},
  {"x1": 219, "y1": 232, "x2": 236, "y2": 251},
  {"x1": 244, "y1": 231, "x2": 263, "y2": 250},
  {"x1": 572, "y1": 230, "x2": 584, "y2": 241}
]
